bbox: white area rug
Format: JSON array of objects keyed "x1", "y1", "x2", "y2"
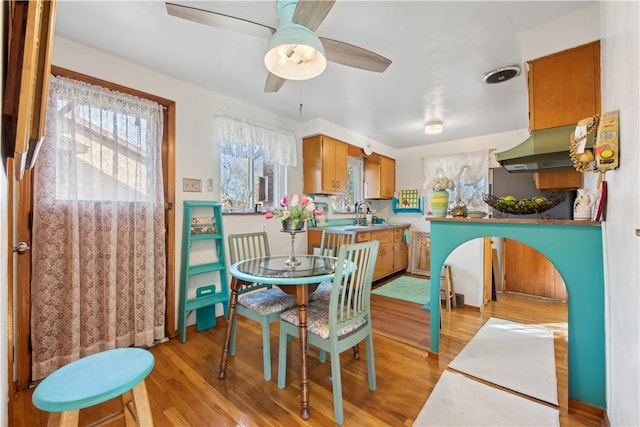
[
  {"x1": 412, "y1": 371, "x2": 560, "y2": 426},
  {"x1": 448, "y1": 317, "x2": 558, "y2": 405}
]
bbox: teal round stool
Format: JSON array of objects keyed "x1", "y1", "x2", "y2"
[{"x1": 32, "y1": 348, "x2": 155, "y2": 426}]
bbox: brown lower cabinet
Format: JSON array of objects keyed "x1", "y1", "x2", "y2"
[
  {"x1": 502, "y1": 238, "x2": 567, "y2": 300},
  {"x1": 307, "y1": 226, "x2": 409, "y2": 281}
]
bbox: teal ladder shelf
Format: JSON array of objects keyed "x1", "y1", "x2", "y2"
[{"x1": 178, "y1": 201, "x2": 229, "y2": 343}]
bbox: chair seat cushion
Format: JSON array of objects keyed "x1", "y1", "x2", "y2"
[
  {"x1": 280, "y1": 300, "x2": 366, "y2": 339},
  {"x1": 309, "y1": 281, "x2": 333, "y2": 301},
  {"x1": 238, "y1": 288, "x2": 297, "y2": 315}
]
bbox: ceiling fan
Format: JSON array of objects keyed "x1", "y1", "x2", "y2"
[{"x1": 166, "y1": 1, "x2": 392, "y2": 93}]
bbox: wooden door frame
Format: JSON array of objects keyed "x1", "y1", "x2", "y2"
[{"x1": 12, "y1": 66, "x2": 176, "y2": 390}]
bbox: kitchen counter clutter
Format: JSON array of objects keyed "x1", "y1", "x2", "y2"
[{"x1": 307, "y1": 223, "x2": 411, "y2": 281}]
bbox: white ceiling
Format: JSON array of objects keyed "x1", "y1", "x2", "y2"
[{"x1": 53, "y1": 1, "x2": 596, "y2": 149}]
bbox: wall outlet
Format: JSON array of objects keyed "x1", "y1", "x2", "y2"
[
  {"x1": 207, "y1": 178, "x2": 214, "y2": 192},
  {"x1": 183, "y1": 178, "x2": 202, "y2": 192}
]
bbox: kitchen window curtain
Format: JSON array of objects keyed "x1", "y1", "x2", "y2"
[
  {"x1": 214, "y1": 115, "x2": 297, "y2": 167},
  {"x1": 30, "y1": 75, "x2": 166, "y2": 380},
  {"x1": 423, "y1": 150, "x2": 489, "y2": 212}
]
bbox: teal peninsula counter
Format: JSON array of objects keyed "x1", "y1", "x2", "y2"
[{"x1": 427, "y1": 217, "x2": 605, "y2": 410}]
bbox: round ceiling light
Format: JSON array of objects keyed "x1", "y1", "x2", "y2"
[{"x1": 483, "y1": 65, "x2": 521, "y2": 84}]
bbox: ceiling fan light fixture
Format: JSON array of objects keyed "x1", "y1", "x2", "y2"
[
  {"x1": 265, "y1": 23, "x2": 326, "y2": 80},
  {"x1": 425, "y1": 121, "x2": 443, "y2": 135}
]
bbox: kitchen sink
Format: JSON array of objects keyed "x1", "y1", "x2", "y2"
[{"x1": 341, "y1": 224, "x2": 388, "y2": 230}]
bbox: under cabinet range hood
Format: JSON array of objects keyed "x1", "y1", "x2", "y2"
[{"x1": 496, "y1": 125, "x2": 578, "y2": 172}]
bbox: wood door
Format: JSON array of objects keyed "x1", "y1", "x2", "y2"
[
  {"x1": 9, "y1": 158, "x2": 33, "y2": 391},
  {"x1": 503, "y1": 238, "x2": 567, "y2": 300},
  {"x1": 11, "y1": 68, "x2": 176, "y2": 391}
]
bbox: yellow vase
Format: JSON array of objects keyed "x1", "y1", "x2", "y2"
[{"x1": 431, "y1": 190, "x2": 449, "y2": 217}]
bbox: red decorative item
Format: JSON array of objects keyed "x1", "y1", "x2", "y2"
[{"x1": 594, "y1": 181, "x2": 607, "y2": 221}]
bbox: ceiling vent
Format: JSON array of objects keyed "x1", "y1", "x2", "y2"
[{"x1": 483, "y1": 65, "x2": 521, "y2": 84}]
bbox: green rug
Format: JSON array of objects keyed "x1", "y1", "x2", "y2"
[{"x1": 372, "y1": 276, "x2": 430, "y2": 306}]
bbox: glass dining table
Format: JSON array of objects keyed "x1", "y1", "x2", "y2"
[{"x1": 218, "y1": 254, "x2": 348, "y2": 420}]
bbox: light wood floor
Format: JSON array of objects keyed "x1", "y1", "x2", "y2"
[{"x1": 10, "y1": 277, "x2": 602, "y2": 426}]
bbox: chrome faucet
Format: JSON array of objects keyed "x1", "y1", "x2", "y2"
[{"x1": 355, "y1": 201, "x2": 371, "y2": 225}]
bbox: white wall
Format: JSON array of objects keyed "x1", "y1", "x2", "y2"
[
  {"x1": 599, "y1": 2, "x2": 640, "y2": 425},
  {"x1": 390, "y1": 129, "x2": 530, "y2": 306}
]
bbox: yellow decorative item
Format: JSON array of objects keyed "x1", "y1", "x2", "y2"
[
  {"x1": 431, "y1": 190, "x2": 450, "y2": 218},
  {"x1": 399, "y1": 189, "x2": 420, "y2": 208}
]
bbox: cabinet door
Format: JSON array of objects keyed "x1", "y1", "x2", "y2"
[
  {"x1": 320, "y1": 137, "x2": 348, "y2": 193},
  {"x1": 534, "y1": 170, "x2": 583, "y2": 191},
  {"x1": 364, "y1": 154, "x2": 395, "y2": 199},
  {"x1": 303, "y1": 135, "x2": 348, "y2": 195},
  {"x1": 371, "y1": 230, "x2": 393, "y2": 280},
  {"x1": 356, "y1": 232, "x2": 371, "y2": 243},
  {"x1": 374, "y1": 243, "x2": 394, "y2": 280},
  {"x1": 393, "y1": 228, "x2": 408, "y2": 272},
  {"x1": 528, "y1": 41, "x2": 601, "y2": 130},
  {"x1": 363, "y1": 155, "x2": 381, "y2": 199},
  {"x1": 306, "y1": 228, "x2": 323, "y2": 254},
  {"x1": 380, "y1": 156, "x2": 395, "y2": 198},
  {"x1": 503, "y1": 238, "x2": 567, "y2": 300}
]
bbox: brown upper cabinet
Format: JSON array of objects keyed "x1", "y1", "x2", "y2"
[
  {"x1": 303, "y1": 135, "x2": 348, "y2": 195},
  {"x1": 364, "y1": 153, "x2": 395, "y2": 199},
  {"x1": 534, "y1": 170, "x2": 583, "y2": 191},
  {"x1": 528, "y1": 41, "x2": 601, "y2": 131}
]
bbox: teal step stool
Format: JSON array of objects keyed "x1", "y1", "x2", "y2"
[
  {"x1": 32, "y1": 348, "x2": 154, "y2": 426},
  {"x1": 178, "y1": 201, "x2": 230, "y2": 342}
]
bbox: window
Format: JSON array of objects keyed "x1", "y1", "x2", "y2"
[
  {"x1": 219, "y1": 139, "x2": 285, "y2": 211},
  {"x1": 215, "y1": 115, "x2": 296, "y2": 212},
  {"x1": 54, "y1": 99, "x2": 157, "y2": 201}
]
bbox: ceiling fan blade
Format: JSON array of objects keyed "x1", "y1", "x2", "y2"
[
  {"x1": 264, "y1": 73, "x2": 287, "y2": 93},
  {"x1": 292, "y1": 0, "x2": 336, "y2": 31},
  {"x1": 165, "y1": 3, "x2": 275, "y2": 38},
  {"x1": 320, "y1": 37, "x2": 392, "y2": 73}
]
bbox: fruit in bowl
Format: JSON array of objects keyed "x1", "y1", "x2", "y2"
[{"x1": 482, "y1": 192, "x2": 565, "y2": 217}]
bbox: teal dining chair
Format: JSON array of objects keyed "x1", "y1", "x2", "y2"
[
  {"x1": 227, "y1": 232, "x2": 297, "y2": 381},
  {"x1": 278, "y1": 241, "x2": 379, "y2": 425},
  {"x1": 309, "y1": 229, "x2": 356, "y2": 301}
]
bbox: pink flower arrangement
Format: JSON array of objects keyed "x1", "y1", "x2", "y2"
[{"x1": 264, "y1": 194, "x2": 321, "y2": 226}]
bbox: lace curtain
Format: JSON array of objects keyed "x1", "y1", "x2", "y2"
[
  {"x1": 30, "y1": 76, "x2": 166, "y2": 380},
  {"x1": 423, "y1": 150, "x2": 489, "y2": 212},
  {"x1": 215, "y1": 115, "x2": 297, "y2": 167}
]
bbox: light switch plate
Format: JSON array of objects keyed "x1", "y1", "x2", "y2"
[{"x1": 183, "y1": 178, "x2": 202, "y2": 192}]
